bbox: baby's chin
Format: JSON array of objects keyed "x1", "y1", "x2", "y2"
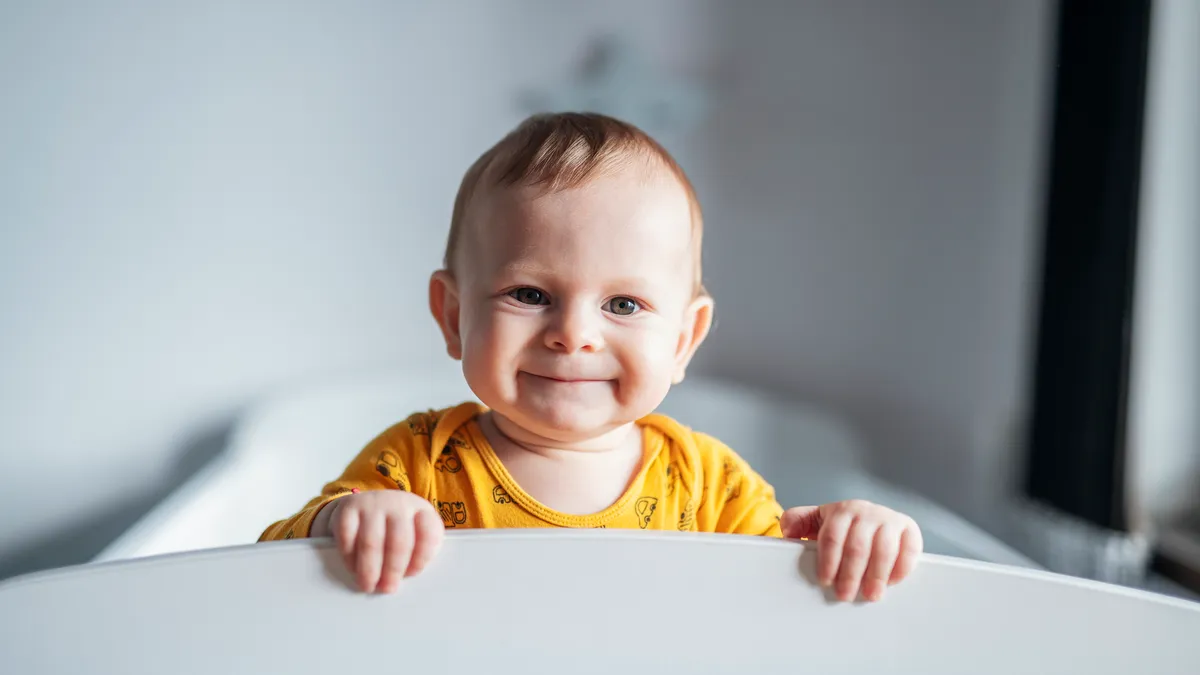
[{"x1": 497, "y1": 397, "x2": 636, "y2": 444}]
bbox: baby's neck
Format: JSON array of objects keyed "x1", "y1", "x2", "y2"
[
  {"x1": 478, "y1": 411, "x2": 645, "y2": 515},
  {"x1": 482, "y1": 412, "x2": 639, "y2": 456}
]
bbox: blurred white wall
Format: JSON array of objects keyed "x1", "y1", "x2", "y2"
[
  {"x1": 0, "y1": 0, "x2": 1054, "y2": 563},
  {"x1": 690, "y1": 0, "x2": 1054, "y2": 533}
]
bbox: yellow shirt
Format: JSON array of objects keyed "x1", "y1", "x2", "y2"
[{"x1": 260, "y1": 402, "x2": 784, "y2": 541}]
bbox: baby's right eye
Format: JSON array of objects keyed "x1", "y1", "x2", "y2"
[{"x1": 508, "y1": 287, "x2": 549, "y2": 306}]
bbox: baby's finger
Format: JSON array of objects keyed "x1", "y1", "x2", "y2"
[
  {"x1": 354, "y1": 510, "x2": 386, "y2": 593},
  {"x1": 377, "y1": 512, "x2": 414, "y2": 594},
  {"x1": 862, "y1": 524, "x2": 901, "y2": 602},
  {"x1": 408, "y1": 507, "x2": 446, "y2": 577},
  {"x1": 330, "y1": 501, "x2": 359, "y2": 570},
  {"x1": 817, "y1": 510, "x2": 853, "y2": 586},
  {"x1": 889, "y1": 525, "x2": 923, "y2": 585},
  {"x1": 835, "y1": 518, "x2": 875, "y2": 602}
]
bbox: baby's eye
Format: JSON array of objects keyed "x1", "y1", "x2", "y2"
[
  {"x1": 509, "y1": 287, "x2": 549, "y2": 306},
  {"x1": 606, "y1": 296, "x2": 640, "y2": 316}
]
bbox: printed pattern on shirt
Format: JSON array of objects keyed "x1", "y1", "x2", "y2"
[
  {"x1": 722, "y1": 457, "x2": 743, "y2": 500},
  {"x1": 375, "y1": 450, "x2": 410, "y2": 492},
  {"x1": 435, "y1": 445, "x2": 462, "y2": 473},
  {"x1": 438, "y1": 500, "x2": 469, "y2": 527},
  {"x1": 635, "y1": 497, "x2": 658, "y2": 529},
  {"x1": 678, "y1": 499, "x2": 696, "y2": 531}
]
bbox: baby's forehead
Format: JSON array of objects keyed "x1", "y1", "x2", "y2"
[
  {"x1": 484, "y1": 170, "x2": 692, "y2": 247},
  {"x1": 461, "y1": 170, "x2": 697, "y2": 287}
]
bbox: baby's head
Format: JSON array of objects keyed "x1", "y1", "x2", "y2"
[{"x1": 430, "y1": 112, "x2": 713, "y2": 443}]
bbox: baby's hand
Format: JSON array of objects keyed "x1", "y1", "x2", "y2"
[
  {"x1": 780, "y1": 500, "x2": 922, "y2": 602},
  {"x1": 316, "y1": 490, "x2": 445, "y2": 593}
]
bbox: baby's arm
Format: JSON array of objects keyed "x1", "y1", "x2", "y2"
[
  {"x1": 259, "y1": 419, "x2": 443, "y2": 593},
  {"x1": 257, "y1": 440, "x2": 401, "y2": 543},
  {"x1": 779, "y1": 501, "x2": 922, "y2": 602},
  {"x1": 694, "y1": 435, "x2": 922, "y2": 602},
  {"x1": 692, "y1": 439, "x2": 785, "y2": 537},
  {"x1": 311, "y1": 489, "x2": 444, "y2": 593}
]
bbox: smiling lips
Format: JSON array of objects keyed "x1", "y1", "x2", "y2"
[{"x1": 523, "y1": 372, "x2": 611, "y2": 384}]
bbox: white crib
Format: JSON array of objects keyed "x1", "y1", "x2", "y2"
[{"x1": 2, "y1": 531, "x2": 1198, "y2": 674}]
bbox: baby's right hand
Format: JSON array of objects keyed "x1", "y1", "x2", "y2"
[{"x1": 320, "y1": 490, "x2": 445, "y2": 593}]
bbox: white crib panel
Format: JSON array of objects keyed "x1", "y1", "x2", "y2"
[{"x1": 3, "y1": 531, "x2": 1197, "y2": 674}]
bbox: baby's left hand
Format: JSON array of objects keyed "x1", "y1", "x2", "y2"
[{"x1": 780, "y1": 500, "x2": 923, "y2": 602}]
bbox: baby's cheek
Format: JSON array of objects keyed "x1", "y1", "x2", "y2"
[
  {"x1": 616, "y1": 329, "x2": 679, "y2": 406},
  {"x1": 465, "y1": 307, "x2": 511, "y2": 356},
  {"x1": 459, "y1": 320, "x2": 504, "y2": 389},
  {"x1": 467, "y1": 312, "x2": 537, "y2": 389}
]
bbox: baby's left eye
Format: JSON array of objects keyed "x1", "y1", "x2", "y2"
[
  {"x1": 509, "y1": 287, "x2": 548, "y2": 306},
  {"x1": 606, "y1": 297, "x2": 640, "y2": 316}
]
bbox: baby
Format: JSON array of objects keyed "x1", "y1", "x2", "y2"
[{"x1": 261, "y1": 112, "x2": 922, "y2": 602}]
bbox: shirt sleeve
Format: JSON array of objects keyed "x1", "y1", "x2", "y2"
[
  {"x1": 693, "y1": 433, "x2": 784, "y2": 537},
  {"x1": 258, "y1": 413, "x2": 435, "y2": 542}
]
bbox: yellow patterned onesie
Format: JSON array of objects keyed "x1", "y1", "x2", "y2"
[{"x1": 260, "y1": 402, "x2": 784, "y2": 541}]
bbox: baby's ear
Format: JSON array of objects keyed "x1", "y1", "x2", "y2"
[
  {"x1": 672, "y1": 295, "x2": 714, "y2": 384},
  {"x1": 429, "y1": 270, "x2": 463, "y2": 360}
]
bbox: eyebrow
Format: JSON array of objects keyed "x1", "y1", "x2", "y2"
[
  {"x1": 502, "y1": 261, "x2": 556, "y2": 277},
  {"x1": 501, "y1": 265, "x2": 661, "y2": 293},
  {"x1": 504, "y1": 257, "x2": 657, "y2": 281}
]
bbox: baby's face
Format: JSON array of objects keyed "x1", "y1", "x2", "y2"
[{"x1": 439, "y1": 167, "x2": 707, "y2": 443}]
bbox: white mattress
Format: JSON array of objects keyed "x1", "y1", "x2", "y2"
[
  {"x1": 96, "y1": 364, "x2": 1035, "y2": 568},
  {"x1": 5, "y1": 531, "x2": 1199, "y2": 674}
]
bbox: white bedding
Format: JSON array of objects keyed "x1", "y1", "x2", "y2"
[
  {"x1": 6, "y1": 531, "x2": 1199, "y2": 674},
  {"x1": 97, "y1": 364, "x2": 1035, "y2": 567}
]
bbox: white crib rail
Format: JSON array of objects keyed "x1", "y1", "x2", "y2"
[{"x1": 3, "y1": 530, "x2": 1198, "y2": 674}]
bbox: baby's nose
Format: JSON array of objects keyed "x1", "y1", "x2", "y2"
[{"x1": 545, "y1": 305, "x2": 604, "y2": 353}]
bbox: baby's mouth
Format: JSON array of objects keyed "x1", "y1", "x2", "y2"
[{"x1": 520, "y1": 371, "x2": 611, "y2": 384}]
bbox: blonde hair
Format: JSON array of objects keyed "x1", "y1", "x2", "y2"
[{"x1": 445, "y1": 112, "x2": 706, "y2": 296}]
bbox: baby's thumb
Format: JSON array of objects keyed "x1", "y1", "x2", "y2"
[{"x1": 779, "y1": 505, "x2": 823, "y2": 540}]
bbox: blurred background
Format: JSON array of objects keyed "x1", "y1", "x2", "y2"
[{"x1": 0, "y1": 0, "x2": 1196, "y2": 597}]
